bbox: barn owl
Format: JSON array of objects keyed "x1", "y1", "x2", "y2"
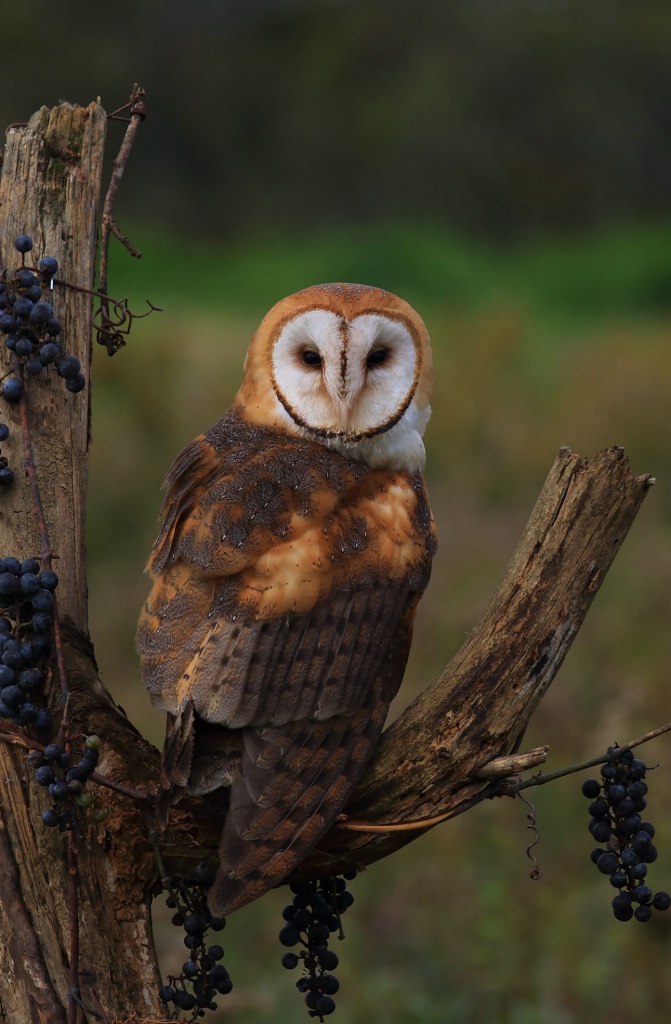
[{"x1": 137, "y1": 283, "x2": 436, "y2": 916}]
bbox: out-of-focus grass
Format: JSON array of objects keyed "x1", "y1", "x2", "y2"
[{"x1": 90, "y1": 223, "x2": 671, "y2": 1022}]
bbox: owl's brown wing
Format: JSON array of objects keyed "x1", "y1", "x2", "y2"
[
  {"x1": 208, "y1": 589, "x2": 419, "y2": 914},
  {"x1": 137, "y1": 415, "x2": 435, "y2": 914}
]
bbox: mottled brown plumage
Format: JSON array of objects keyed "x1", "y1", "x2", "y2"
[{"x1": 138, "y1": 284, "x2": 436, "y2": 915}]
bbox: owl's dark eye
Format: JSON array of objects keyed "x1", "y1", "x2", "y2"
[
  {"x1": 367, "y1": 348, "x2": 388, "y2": 367},
  {"x1": 301, "y1": 350, "x2": 322, "y2": 367}
]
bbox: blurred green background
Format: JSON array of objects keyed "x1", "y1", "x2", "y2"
[{"x1": 4, "y1": 2, "x2": 671, "y2": 1021}]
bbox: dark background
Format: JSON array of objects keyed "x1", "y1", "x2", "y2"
[
  {"x1": 3, "y1": 3, "x2": 671, "y2": 1022},
  {"x1": 5, "y1": 0, "x2": 671, "y2": 243}
]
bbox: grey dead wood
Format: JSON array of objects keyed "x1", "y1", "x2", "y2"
[{"x1": 0, "y1": 99, "x2": 654, "y2": 1021}]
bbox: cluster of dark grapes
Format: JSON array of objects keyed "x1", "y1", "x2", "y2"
[
  {"x1": 583, "y1": 747, "x2": 670, "y2": 923},
  {"x1": 0, "y1": 233, "x2": 85, "y2": 405},
  {"x1": 0, "y1": 556, "x2": 58, "y2": 735},
  {"x1": 0, "y1": 421, "x2": 12, "y2": 487},
  {"x1": 159, "y1": 862, "x2": 232, "y2": 1019},
  {"x1": 29, "y1": 734, "x2": 105, "y2": 832},
  {"x1": 279, "y1": 872, "x2": 356, "y2": 1020}
]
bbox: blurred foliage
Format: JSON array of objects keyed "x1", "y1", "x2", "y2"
[
  {"x1": 2, "y1": 0, "x2": 671, "y2": 241},
  {"x1": 88, "y1": 223, "x2": 671, "y2": 1024}
]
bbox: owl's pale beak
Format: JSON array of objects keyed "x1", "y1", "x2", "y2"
[{"x1": 333, "y1": 397, "x2": 355, "y2": 432}]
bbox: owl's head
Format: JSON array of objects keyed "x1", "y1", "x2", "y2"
[{"x1": 233, "y1": 283, "x2": 433, "y2": 471}]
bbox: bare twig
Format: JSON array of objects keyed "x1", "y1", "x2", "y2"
[
  {"x1": 510, "y1": 721, "x2": 671, "y2": 794},
  {"x1": 98, "y1": 86, "x2": 146, "y2": 355}
]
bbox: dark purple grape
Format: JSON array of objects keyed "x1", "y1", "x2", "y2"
[
  {"x1": 19, "y1": 573, "x2": 40, "y2": 596},
  {"x1": 0, "y1": 316, "x2": 18, "y2": 334},
  {"x1": 39, "y1": 257, "x2": 59, "y2": 278},
  {"x1": 65, "y1": 373, "x2": 86, "y2": 394},
  {"x1": 39, "y1": 342, "x2": 60, "y2": 365},
  {"x1": 0, "y1": 425, "x2": 8, "y2": 442},
  {"x1": 18, "y1": 668, "x2": 42, "y2": 691},
  {"x1": 14, "y1": 235, "x2": 33, "y2": 254},
  {"x1": 31, "y1": 589, "x2": 53, "y2": 611},
  {"x1": 58, "y1": 356, "x2": 81, "y2": 379},
  {"x1": 581, "y1": 778, "x2": 601, "y2": 799},
  {"x1": 614, "y1": 798, "x2": 636, "y2": 817},
  {"x1": 34, "y1": 765, "x2": 55, "y2": 787},
  {"x1": 29, "y1": 302, "x2": 54, "y2": 325},
  {"x1": 596, "y1": 852, "x2": 620, "y2": 875},
  {"x1": 0, "y1": 685, "x2": 22, "y2": 708},
  {"x1": 612, "y1": 893, "x2": 633, "y2": 921},
  {"x1": 590, "y1": 820, "x2": 612, "y2": 843},
  {"x1": 16, "y1": 270, "x2": 38, "y2": 289},
  {"x1": 316, "y1": 996, "x2": 336, "y2": 1016},
  {"x1": 183, "y1": 912, "x2": 208, "y2": 937},
  {"x1": 632, "y1": 831, "x2": 652, "y2": 853},
  {"x1": 31, "y1": 612, "x2": 53, "y2": 634},
  {"x1": 38, "y1": 570, "x2": 58, "y2": 591},
  {"x1": 33, "y1": 708, "x2": 53, "y2": 732},
  {"x1": 25, "y1": 359, "x2": 43, "y2": 376},
  {"x1": 279, "y1": 925, "x2": 300, "y2": 947},
  {"x1": 632, "y1": 884, "x2": 653, "y2": 905},
  {"x1": 172, "y1": 991, "x2": 196, "y2": 1011},
  {"x1": 13, "y1": 298, "x2": 33, "y2": 319},
  {"x1": 17, "y1": 703, "x2": 37, "y2": 722},
  {"x1": 2, "y1": 378, "x2": 23, "y2": 403}
]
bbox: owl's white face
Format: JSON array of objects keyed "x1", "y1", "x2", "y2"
[{"x1": 270, "y1": 310, "x2": 429, "y2": 470}]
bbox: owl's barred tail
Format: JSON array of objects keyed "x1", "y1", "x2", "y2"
[{"x1": 207, "y1": 696, "x2": 387, "y2": 916}]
